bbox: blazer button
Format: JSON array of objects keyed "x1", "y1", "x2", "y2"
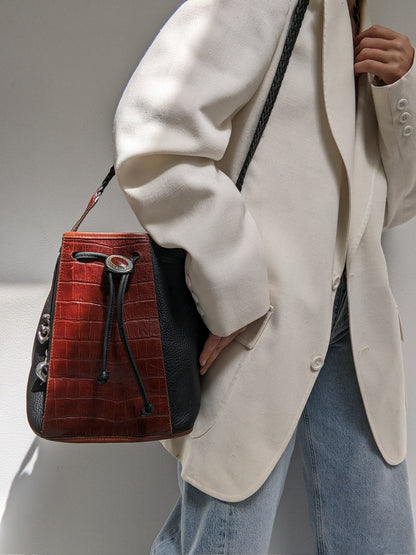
[
  {"x1": 196, "y1": 305, "x2": 205, "y2": 317},
  {"x1": 397, "y1": 98, "x2": 409, "y2": 110},
  {"x1": 185, "y1": 274, "x2": 192, "y2": 288},
  {"x1": 311, "y1": 356, "x2": 324, "y2": 372},
  {"x1": 403, "y1": 125, "x2": 413, "y2": 137},
  {"x1": 399, "y1": 111, "x2": 411, "y2": 124},
  {"x1": 332, "y1": 275, "x2": 341, "y2": 290}
]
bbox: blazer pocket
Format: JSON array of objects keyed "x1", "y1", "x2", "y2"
[{"x1": 234, "y1": 305, "x2": 274, "y2": 349}]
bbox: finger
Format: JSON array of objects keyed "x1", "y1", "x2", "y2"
[
  {"x1": 199, "y1": 334, "x2": 221, "y2": 367},
  {"x1": 199, "y1": 325, "x2": 249, "y2": 374},
  {"x1": 354, "y1": 48, "x2": 392, "y2": 65},
  {"x1": 354, "y1": 59, "x2": 385, "y2": 76},
  {"x1": 355, "y1": 24, "x2": 399, "y2": 45},
  {"x1": 354, "y1": 59, "x2": 397, "y2": 84},
  {"x1": 354, "y1": 37, "x2": 393, "y2": 57},
  {"x1": 200, "y1": 335, "x2": 236, "y2": 375},
  {"x1": 200, "y1": 340, "x2": 224, "y2": 375}
]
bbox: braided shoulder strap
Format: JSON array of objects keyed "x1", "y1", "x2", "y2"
[
  {"x1": 72, "y1": 0, "x2": 309, "y2": 231},
  {"x1": 235, "y1": 0, "x2": 309, "y2": 191}
]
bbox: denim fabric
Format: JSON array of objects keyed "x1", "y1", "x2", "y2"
[{"x1": 151, "y1": 267, "x2": 416, "y2": 555}]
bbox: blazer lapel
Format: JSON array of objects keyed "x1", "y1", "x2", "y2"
[
  {"x1": 323, "y1": 0, "x2": 375, "y2": 254},
  {"x1": 347, "y1": 0, "x2": 380, "y2": 252},
  {"x1": 322, "y1": 0, "x2": 356, "y2": 183}
]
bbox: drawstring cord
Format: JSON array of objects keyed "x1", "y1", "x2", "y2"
[{"x1": 72, "y1": 251, "x2": 154, "y2": 416}]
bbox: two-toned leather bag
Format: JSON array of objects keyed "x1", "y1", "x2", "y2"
[
  {"x1": 26, "y1": 0, "x2": 309, "y2": 443},
  {"x1": 27, "y1": 179, "x2": 209, "y2": 442}
]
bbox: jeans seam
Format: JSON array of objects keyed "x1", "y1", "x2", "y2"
[
  {"x1": 222, "y1": 502, "x2": 232, "y2": 555},
  {"x1": 302, "y1": 406, "x2": 325, "y2": 555}
]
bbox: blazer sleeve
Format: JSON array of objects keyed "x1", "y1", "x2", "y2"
[
  {"x1": 112, "y1": 0, "x2": 290, "y2": 336},
  {"x1": 370, "y1": 52, "x2": 416, "y2": 230}
]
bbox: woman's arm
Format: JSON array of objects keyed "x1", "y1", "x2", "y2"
[
  {"x1": 113, "y1": 0, "x2": 290, "y2": 337},
  {"x1": 355, "y1": 25, "x2": 416, "y2": 229}
]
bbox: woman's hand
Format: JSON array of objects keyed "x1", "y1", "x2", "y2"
[
  {"x1": 199, "y1": 325, "x2": 248, "y2": 375},
  {"x1": 354, "y1": 25, "x2": 415, "y2": 85}
]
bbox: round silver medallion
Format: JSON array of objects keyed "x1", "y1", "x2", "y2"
[{"x1": 105, "y1": 254, "x2": 134, "y2": 274}]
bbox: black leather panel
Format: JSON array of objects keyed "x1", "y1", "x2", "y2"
[{"x1": 149, "y1": 239, "x2": 209, "y2": 435}]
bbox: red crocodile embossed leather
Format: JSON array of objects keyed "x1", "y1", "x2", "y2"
[{"x1": 41, "y1": 232, "x2": 173, "y2": 441}]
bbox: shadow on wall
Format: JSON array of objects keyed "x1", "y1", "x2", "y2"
[
  {"x1": 0, "y1": 439, "x2": 179, "y2": 555},
  {"x1": 0, "y1": 436, "x2": 314, "y2": 555}
]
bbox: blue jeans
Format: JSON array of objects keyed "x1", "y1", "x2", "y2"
[{"x1": 151, "y1": 268, "x2": 416, "y2": 554}]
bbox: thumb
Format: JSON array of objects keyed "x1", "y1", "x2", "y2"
[{"x1": 199, "y1": 325, "x2": 248, "y2": 374}]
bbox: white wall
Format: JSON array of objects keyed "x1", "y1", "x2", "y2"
[{"x1": 1, "y1": 1, "x2": 415, "y2": 553}]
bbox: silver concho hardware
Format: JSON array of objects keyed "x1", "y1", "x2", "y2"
[
  {"x1": 105, "y1": 254, "x2": 134, "y2": 274},
  {"x1": 35, "y1": 359, "x2": 49, "y2": 383},
  {"x1": 37, "y1": 313, "x2": 51, "y2": 344}
]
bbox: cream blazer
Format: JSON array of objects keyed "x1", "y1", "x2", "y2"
[{"x1": 113, "y1": 0, "x2": 416, "y2": 501}]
